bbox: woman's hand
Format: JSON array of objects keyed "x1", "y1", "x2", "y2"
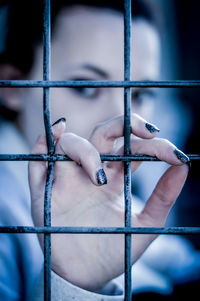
[{"x1": 29, "y1": 114, "x2": 189, "y2": 292}]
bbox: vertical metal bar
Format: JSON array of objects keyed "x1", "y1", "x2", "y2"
[
  {"x1": 44, "y1": 162, "x2": 54, "y2": 301},
  {"x1": 43, "y1": 0, "x2": 54, "y2": 153},
  {"x1": 43, "y1": 0, "x2": 54, "y2": 300},
  {"x1": 124, "y1": 0, "x2": 132, "y2": 300}
]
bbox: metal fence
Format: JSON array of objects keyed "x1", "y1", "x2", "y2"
[{"x1": 0, "y1": 0, "x2": 200, "y2": 300}]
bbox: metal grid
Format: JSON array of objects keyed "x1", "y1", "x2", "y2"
[{"x1": 0, "y1": 0, "x2": 200, "y2": 300}]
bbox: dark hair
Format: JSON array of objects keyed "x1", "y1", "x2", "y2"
[{"x1": 0, "y1": 0, "x2": 161, "y2": 74}]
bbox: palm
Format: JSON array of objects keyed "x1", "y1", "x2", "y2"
[{"x1": 51, "y1": 162, "x2": 130, "y2": 291}]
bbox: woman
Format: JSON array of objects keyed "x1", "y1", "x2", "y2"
[{"x1": 0, "y1": 1, "x2": 197, "y2": 300}]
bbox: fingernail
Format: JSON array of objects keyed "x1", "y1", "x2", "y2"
[
  {"x1": 96, "y1": 168, "x2": 107, "y2": 185},
  {"x1": 174, "y1": 148, "x2": 190, "y2": 164},
  {"x1": 52, "y1": 117, "x2": 66, "y2": 126},
  {"x1": 145, "y1": 122, "x2": 160, "y2": 133}
]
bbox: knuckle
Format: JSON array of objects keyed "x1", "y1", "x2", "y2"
[
  {"x1": 62, "y1": 132, "x2": 76, "y2": 139},
  {"x1": 155, "y1": 188, "x2": 175, "y2": 207},
  {"x1": 60, "y1": 132, "x2": 78, "y2": 144},
  {"x1": 90, "y1": 122, "x2": 106, "y2": 141},
  {"x1": 81, "y1": 137, "x2": 94, "y2": 150},
  {"x1": 160, "y1": 138, "x2": 169, "y2": 144},
  {"x1": 86, "y1": 147, "x2": 98, "y2": 160},
  {"x1": 93, "y1": 122, "x2": 104, "y2": 134},
  {"x1": 160, "y1": 138, "x2": 175, "y2": 151}
]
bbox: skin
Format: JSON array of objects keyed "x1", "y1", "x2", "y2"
[
  {"x1": 15, "y1": 6, "x2": 160, "y2": 147},
  {"x1": 2, "y1": 6, "x2": 189, "y2": 293}
]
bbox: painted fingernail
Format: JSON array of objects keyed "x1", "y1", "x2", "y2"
[
  {"x1": 174, "y1": 148, "x2": 190, "y2": 164},
  {"x1": 96, "y1": 169, "x2": 107, "y2": 185},
  {"x1": 145, "y1": 122, "x2": 160, "y2": 133},
  {"x1": 52, "y1": 117, "x2": 66, "y2": 126}
]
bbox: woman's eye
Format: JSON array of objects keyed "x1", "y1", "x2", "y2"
[
  {"x1": 69, "y1": 78, "x2": 100, "y2": 99},
  {"x1": 132, "y1": 89, "x2": 156, "y2": 106},
  {"x1": 72, "y1": 87, "x2": 99, "y2": 98}
]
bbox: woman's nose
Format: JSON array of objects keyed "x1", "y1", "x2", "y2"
[{"x1": 109, "y1": 88, "x2": 124, "y2": 117}]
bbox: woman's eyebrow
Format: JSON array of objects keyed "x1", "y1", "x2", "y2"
[{"x1": 81, "y1": 64, "x2": 109, "y2": 78}]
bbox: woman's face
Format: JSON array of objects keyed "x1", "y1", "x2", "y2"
[{"x1": 19, "y1": 6, "x2": 160, "y2": 148}]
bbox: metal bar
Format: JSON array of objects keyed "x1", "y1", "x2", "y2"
[
  {"x1": 1, "y1": 80, "x2": 200, "y2": 87},
  {"x1": 1, "y1": 154, "x2": 200, "y2": 161},
  {"x1": 43, "y1": 1, "x2": 53, "y2": 300},
  {"x1": 0, "y1": 3, "x2": 199, "y2": 301},
  {"x1": 1, "y1": 226, "x2": 200, "y2": 234},
  {"x1": 43, "y1": 162, "x2": 54, "y2": 301},
  {"x1": 124, "y1": 1, "x2": 132, "y2": 300},
  {"x1": 43, "y1": 0, "x2": 54, "y2": 153}
]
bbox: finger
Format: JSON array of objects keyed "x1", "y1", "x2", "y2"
[
  {"x1": 51, "y1": 117, "x2": 67, "y2": 144},
  {"x1": 29, "y1": 118, "x2": 66, "y2": 192},
  {"x1": 130, "y1": 138, "x2": 189, "y2": 165},
  {"x1": 139, "y1": 164, "x2": 189, "y2": 226},
  {"x1": 107, "y1": 137, "x2": 189, "y2": 173},
  {"x1": 55, "y1": 133, "x2": 107, "y2": 186},
  {"x1": 106, "y1": 144, "x2": 141, "y2": 175},
  {"x1": 89, "y1": 114, "x2": 160, "y2": 153}
]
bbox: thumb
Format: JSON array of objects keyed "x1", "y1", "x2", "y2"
[{"x1": 139, "y1": 163, "x2": 189, "y2": 226}]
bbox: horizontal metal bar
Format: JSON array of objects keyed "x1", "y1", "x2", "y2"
[
  {"x1": 0, "y1": 154, "x2": 199, "y2": 161},
  {"x1": 1, "y1": 80, "x2": 200, "y2": 88},
  {"x1": 0, "y1": 226, "x2": 200, "y2": 234}
]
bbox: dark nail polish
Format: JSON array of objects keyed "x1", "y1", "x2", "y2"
[
  {"x1": 174, "y1": 149, "x2": 190, "y2": 164},
  {"x1": 96, "y1": 169, "x2": 107, "y2": 185},
  {"x1": 145, "y1": 122, "x2": 160, "y2": 133},
  {"x1": 52, "y1": 117, "x2": 66, "y2": 126}
]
